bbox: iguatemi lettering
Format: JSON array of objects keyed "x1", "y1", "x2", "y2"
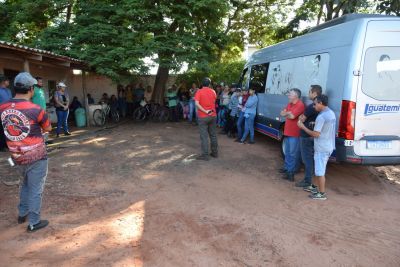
[{"x1": 364, "y1": 104, "x2": 400, "y2": 116}]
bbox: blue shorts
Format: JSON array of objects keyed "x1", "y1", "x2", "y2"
[{"x1": 314, "y1": 152, "x2": 331, "y2": 176}]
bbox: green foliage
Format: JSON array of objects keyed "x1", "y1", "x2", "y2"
[
  {"x1": 0, "y1": 0, "x2": 73, "y2": 45},
  {"x1": 377, "y1": 0, "x2": 400, "y2": 16},
  {"x1": 178, "y1": 59, "x2": 245, "y2": 86},
  {"x1": 1, "y1": 0, "x2": 399, "y2": 86}
]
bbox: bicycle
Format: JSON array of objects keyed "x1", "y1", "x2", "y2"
[
  {"x1": 132, "y1": 102, "x2": 169, "y2": 122},
  {"x1": 132, "y1": 104, "x2": 151, "y2": 122},
  {"x1": 93, "y1": 103, "x2": 120, "y2": 126}
]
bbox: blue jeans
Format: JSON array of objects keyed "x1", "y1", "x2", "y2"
[
  {"x1": 18, "y1": 159, "x2": 48, "y2": 225},
  {"x1": 56, "y1": 109, "x2": 69, "y2": 134},
  {"x1": 189, "y1": 99, "x2": 197, "y2": 122},
  {"x1": 241, "y1": 113, "x2": 256, "y2": 142},
  {"x1": 300, "y1": 136, "x2": 314, "y2": 184},
  {"x1": 118, "y1": 98, "x2": 126, "y2": 117},
  {"x1": 284, "y1": 136, "x2": 300, "y2": 173},
  {"x1": 217, "y1": 107, "x2": 227, "y2": 127},
  {"x1": 236, "y1": 111, "x2": 245, "y2": 140}
]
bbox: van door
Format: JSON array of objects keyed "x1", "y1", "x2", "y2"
[{"x1": 354, "y1": 20, "x2": 400, "y2": 157}]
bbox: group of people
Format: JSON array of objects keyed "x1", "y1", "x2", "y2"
[
  {"x1": 0, "y1": 74, "x2": 72, "y2": 146},
  {"x1": 166, "y1": 82, "x2": 259, "y2": 148},
  {"x1": 193, "y1": 78, "x2": 260, "y2": 160},
  {"x1": 193, "y1": 80, "x2": 336, "y2": 201},
  {"x1": 278, "y1": 85, "x2": 336, "y2": 201},
  {"x1": 96, "y1": 84, "x2": 153, "y2": 118},
  {"x1": 0, "y1": 72, "x2": 337, "y2": 235}
]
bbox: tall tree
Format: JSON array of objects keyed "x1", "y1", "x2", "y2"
[
  {"x1": 124, "y1": 0, "x2": 230, "y2": 103},
  {"x1": 36, "y1": 0, "x2": 149, "y2": 81},
  {"x1": 275, "y1": 0, "x2": 372, "y2": 40},
  {"x1": 0, "y1": 0, "x2": 74, "y2": 45}
]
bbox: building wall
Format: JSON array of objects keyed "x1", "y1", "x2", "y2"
[{"x1": 0, "y1": 58, "x2": 178, "y2": 105}]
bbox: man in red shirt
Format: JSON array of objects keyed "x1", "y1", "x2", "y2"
[
  {"x1": 0, "y1": 72, "x2": 52, "y2": 232},
  {"x1": 194, "y1": 77, "x2": 218, "y2": 160},
  {"x1": 280, "y1": 88, "x2": 305, "y2": 181}
]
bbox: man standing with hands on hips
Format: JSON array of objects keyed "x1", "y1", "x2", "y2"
[
  {"x1": 0, "y1": 72, "x2": 52, "y2": 232},
  {"x1": 195, "y1": 77, "x2": 218, "y2": 161}
]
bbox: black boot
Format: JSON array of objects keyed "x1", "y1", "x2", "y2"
[{"x1": 285, "y1": 172, "x2": 295, "y2": 182}]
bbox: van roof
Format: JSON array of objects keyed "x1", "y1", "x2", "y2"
[
  {"x1": 246, "y1": 14, "x2": 400, "y2": 67},
  {"x1": 308, "y1": 14, "x2": 397, "y2": 33}
]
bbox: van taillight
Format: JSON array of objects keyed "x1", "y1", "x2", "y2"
[{"x1": 338, "y1": 100, "x2": 356, "y2": 140}]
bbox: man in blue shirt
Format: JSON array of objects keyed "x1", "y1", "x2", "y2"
[
  {"x1": 0, "y1": 75, "x2": 12, "y2": 151},
  {"x1": 0, "y1": 75, "x2": 11, "y2": 103}
]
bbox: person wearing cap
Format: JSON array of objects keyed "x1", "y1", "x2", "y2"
[
  {"x1": 194, "y1": 77, "x2": 218, "y2": 160},
  {"x1": 54, "y1": 82, "x2": 71, "y2": 137},
  {"x1": 0, "y1": 72, "x2": 52, "y2": 232},
  {"x1": 239, "y1": 87, "x2": 258, "y2": 144},
  {"x1": 0, "y1": 75, "x2": 12, "y2": 151}
]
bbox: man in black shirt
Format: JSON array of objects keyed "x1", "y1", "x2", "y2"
[{"x1": 296, "y1": 85, "x2": 322, "y2": 189}]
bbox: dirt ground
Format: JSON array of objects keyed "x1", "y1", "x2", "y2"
[{"x1": 0, "y1": 121, "x2": 400, "y2": 267}]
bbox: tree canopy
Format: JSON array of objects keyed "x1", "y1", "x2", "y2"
[{"x1": 0, "y1": 0, "x2": 399, "y2": 102}]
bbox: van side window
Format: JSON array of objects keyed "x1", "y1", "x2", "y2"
[
  {"x1": 362, "y1": 47, "x2": 400, "y2": 101},
  {"x1": 250, "y1": 64, "x2": 268, "y2": 93},
  {"x1": 238, "y1": 68, "x2": 250, "y2": 90}
]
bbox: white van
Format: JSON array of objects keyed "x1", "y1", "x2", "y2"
[{"x1": 239, "y1": 14, "x2": 400, "y2": 165}]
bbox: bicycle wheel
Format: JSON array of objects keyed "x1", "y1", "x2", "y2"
[
  {"x1": 133, "y1": 107, "x2": 146, "y2": 121},
  {"x1": 93, "y1": 109, "x2": 106, "y2": 126},
  {"x1": 111, "y1": 109, "x2": 120, "y2": 123},
  {"x1": 151, "y1": 106, "x2": 161, "y2": 122}
]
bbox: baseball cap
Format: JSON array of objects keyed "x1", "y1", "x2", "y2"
[
  {"x1": 14, "y1": 72, "x2": 37, "y2": 89},
  {"x1": 57, "y1": 82, "x2": 67, "y2": 88}
]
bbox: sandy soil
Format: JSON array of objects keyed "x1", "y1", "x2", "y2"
[{"x1": 0, "y1": 121, "x2": 400, "y2": 267}]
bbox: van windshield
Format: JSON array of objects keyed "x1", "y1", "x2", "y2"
[{"x1": 362, "y1": 47, "x2": 400, "y2": 101}]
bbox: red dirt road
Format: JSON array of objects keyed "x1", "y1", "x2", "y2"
[{"x1": 1, "y1": 122, "x2": 400, "y2": 266}]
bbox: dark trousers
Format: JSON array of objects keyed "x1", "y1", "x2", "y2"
[
  {"x1": 300, "y1": 136, "x2": 314, "y2": 184},
  {"x1": 225, "y1": 115, "x2": 237, "y2": 135},
  {"x1": 127, "y1": 102, "x2": 134, "y2": 115},
  {"x1": 56, "y1": 110, "x2": 69, "y2": 135},
  {"x1": 169, "y1": 106, "x2": 178, "y2": 122},
  {"x1": 198, "y1": 116, "x2": 218, "y2": 156},
  {"x1": 0, "y1": 123, "x2": 7, "y2": 150}
]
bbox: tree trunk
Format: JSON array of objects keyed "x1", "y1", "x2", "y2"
[
  {"x1": 66, "y1": 4, "x2": 72, "y2": 24},
  {"x1": 152, "y1": 66, "x2": 170, "y2": 105},
  {"x1": 317, "y1": 0, "x2": 324, "y2": 25}
]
